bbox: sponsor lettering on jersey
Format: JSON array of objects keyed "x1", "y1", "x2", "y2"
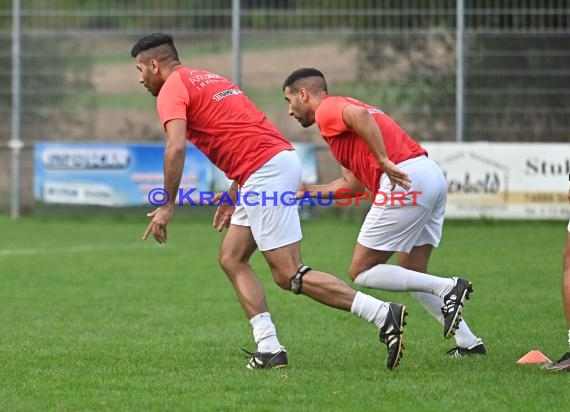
[{"x1": 212, "y1": 88, "x2": 243, "y2": 101}]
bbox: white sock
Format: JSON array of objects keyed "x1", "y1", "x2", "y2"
[
  {"x1": 567, "y1": 330, "x2": 570, "y2": 349},
  {"x1": 250, "y1": 312, "x2": 282, "y2": 353},
  {"x1": 354, "y1": 264, "x2": 454, "y2": 298},
  {"x1": 350, "y1": 291, "x2": 389, "y2": 329},
  {"x1": 410, "y1": 291, "x2": 479, "y2": 348}
]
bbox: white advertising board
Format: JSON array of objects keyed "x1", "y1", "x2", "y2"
[{"x1": 421, "y1": 143, "x2": 570, "y2": 220}]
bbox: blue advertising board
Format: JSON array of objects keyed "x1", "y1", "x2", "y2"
[
  {"x1": 34, "y1": 142, "x2": 318, "y2": 207},
  {"x1": 34, "y1": 142, "x2": 213, "y2": 206}
]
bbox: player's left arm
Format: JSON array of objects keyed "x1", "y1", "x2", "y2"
[
  {"x1": 212, "y1": 181, "x2": 237, "y2": 232},
  {"x1": 143, "y1": 118, "x2": 187, "y2": 243},
  {"x1": 342, "y1": 104, "x2": 411, "y2": 190}
]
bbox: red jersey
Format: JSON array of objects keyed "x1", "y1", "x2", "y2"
[
  {"x1": 315, "y1": 95, "x2": 427, "y2": 192},
  {"x1": 157, "y1": 67, "x2": 293, "y2": 185}
]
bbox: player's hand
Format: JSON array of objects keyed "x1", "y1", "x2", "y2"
[
  {"x1": 212, "y1": 192, "x2": 235, "y2": 232},
  {"x1": 296, "y1": 183, "x2": 308, "y2": 199},
  {"x1": 142, "y1": 204, "x2": 174, "y2": 244},
  {"x1": 379, "y1": 159, "x2": 412, "y2": 191}
]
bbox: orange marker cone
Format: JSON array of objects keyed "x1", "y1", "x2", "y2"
[{"x1": 516, "y1": 350, "x2": 552, "y2": 365}]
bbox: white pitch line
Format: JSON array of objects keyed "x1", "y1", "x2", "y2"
[{"x1": 0, "y1": 243, "x2": 157, "y2": 257}]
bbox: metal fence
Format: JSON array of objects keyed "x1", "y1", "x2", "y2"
[{"x1": 1, "y1": 0, "x2": 569, "y2": 214}]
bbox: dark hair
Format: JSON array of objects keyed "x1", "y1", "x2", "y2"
[
  {"x1": 130, "y1": 32, "x2": 179, "y2": 60},
  {"x1": 282, "y1": 68, "x2": 327, "y2": 92}
]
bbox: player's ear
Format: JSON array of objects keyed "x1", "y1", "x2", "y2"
[
  {"x1": 299, "y1": 87, "x2": 309, "y2": 102},
  {"x1": 150, "y1": 58, "x2": 159, "y2": 73}
]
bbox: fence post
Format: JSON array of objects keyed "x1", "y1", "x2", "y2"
[
  {"x1": 10, "y1": 0, "x2": 23, "y2": 219},
  {"x1": 456, "y1": 0, "x2": 465, "y2": 142},
  {"x1": 232, "y1": 0, "x2": 242, "y2": 88}
]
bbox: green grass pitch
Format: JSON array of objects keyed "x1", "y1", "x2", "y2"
[{"x1": 0, "y1": 214, "x2": 569, "y2": 411}]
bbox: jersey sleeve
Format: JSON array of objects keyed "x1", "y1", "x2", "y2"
[
  {"x1": 157, "y1": 72, "x2": 190, "y2": 131},
  {"x1": 315, "y1": 96, "x2": 351, "y2": 135}
]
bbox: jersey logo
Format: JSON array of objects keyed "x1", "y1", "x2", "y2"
[
  {"x1": 212, "y1": 88, "x2": 243, "y2": 101},
  {"x1": 188, "y1": 71, "x2": 225, "y2": 91}
]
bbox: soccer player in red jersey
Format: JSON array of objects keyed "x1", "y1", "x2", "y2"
[
  {"x1": 283, "y1": 68, "x2": 486, "y2": 356},
  {"x1": 545, "y1": 188, "x2": 570, "y2": 371},
  {"x1": 131, "y1": 33, "x2": 409, "y2": 370}
]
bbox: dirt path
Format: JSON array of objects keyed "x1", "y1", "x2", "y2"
[
  {"x1": 91, "y1": 42, "x2": 358, "y2": 143},
  {"x1": 95, "y1": 43, "x2": 357, "y2": 93}
]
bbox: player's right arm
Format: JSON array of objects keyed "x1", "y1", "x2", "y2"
[
  {"x1": 342, "y1": 104, "x2": 411, "y2": 191},
  {"x1": 143, "y1": 71, "x2": 191, "y2": 243},
  {"x1": 298, "y1": 166, "x2": 365, "y2": 199},
  {"x1": 143, "y1": 118, "x2": 187, "y2": 244},
  {"x1": 162, "y1": 119, "x2": 187, "y2": 205}
]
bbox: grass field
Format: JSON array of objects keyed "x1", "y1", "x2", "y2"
[{"x1": 1, "y1": 215, "x2": 569, "y2": 411}]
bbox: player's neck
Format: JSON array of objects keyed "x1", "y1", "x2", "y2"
[
  {"x1": 161, "y1": 62, "x2": 183, "y2": 80},
  {"x1": 311, "y1": 90, "x2": 327, "y2": 110}
]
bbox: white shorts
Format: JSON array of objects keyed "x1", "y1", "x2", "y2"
[
  {"x1": 567, "y1": 219, "x2": 570, "y2": 232},
  {"x1": 230, "y1": 150, "x2": 302, "y2": 251},
  {"x1": 357, "y1": 155, "x2": 447, "y2": 253}
]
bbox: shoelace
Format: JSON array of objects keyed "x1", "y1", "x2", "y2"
[
  {"x1": 241, "y1": 348, "x2": 264, "y2": 368},
  {"x1": 241, "y1": 347, "x2": 256, "y2": 357}
]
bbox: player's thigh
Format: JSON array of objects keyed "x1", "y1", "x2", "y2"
[
  {"x1": 357, "y1": 196, "x2": 432, "y2": 256},
  {"x1": 409, "y1": 157, "x2": 447, "y2": 248},
  {"x1": 239, "y1": 150, "x2": 303, "y2": 252},
  {"x1": 397, "y1": 244, "x2": 434, "y2": 273},
  {"x1": 219, "y1": 222, "x2": 257, "y2": 268},
  {"x1": 244, "y1": 200, "x2": 302, "y2": 252},
  {"x1": 349, "y1": 242, "x2": 394, "y2": 280},
  {"x1": 261, "y1": 241, "x2": 303, "y2": 289}
]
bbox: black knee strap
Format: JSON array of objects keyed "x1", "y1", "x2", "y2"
[{"x1": 291, "y1": 265, "x2": 312, "y2": 295}]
